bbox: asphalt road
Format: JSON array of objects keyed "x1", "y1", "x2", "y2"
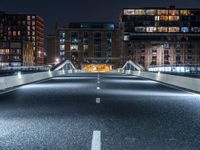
[{"x1": 0, "y1": 72, "x2": 200, "y2": 150}]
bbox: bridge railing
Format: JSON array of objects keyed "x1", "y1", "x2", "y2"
[
  {"x1": 0, "y1": 69, "x2": 75, "y2": 91},
  {"x1": 117, "y1": 66, "x2": 200, "y2": 93},
  {"x1": 0, "y1": 60, "x2": 79, "y2": 91},
  {"x1": 121, "y1": 60, "x2": 144, "y2": 71},
  {"x1": 148, "y1": 64, "x2": 200, "y2": 74}
]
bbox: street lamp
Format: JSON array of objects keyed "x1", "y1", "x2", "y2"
[
  {"x1": 38, "y1": 51, "x2": 41, "y2": 56},
  {"x1": 55, "y1": 58, "x2": 60, "y2": 64}
]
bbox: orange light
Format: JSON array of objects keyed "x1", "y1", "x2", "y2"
[{"x1": 83, "y1": 64, "x2": 111, "y2": 73}]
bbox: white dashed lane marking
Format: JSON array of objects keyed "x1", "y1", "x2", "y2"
[
  {"x1": 96, "y1": 98, "x2": 101, "y2": 104},
  {"x1": 91, "y1": 130, "x2": 101, "y2": 150}
]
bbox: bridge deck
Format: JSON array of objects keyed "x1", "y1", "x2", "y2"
[{"x1": 0, "y1": 72, "x2": 200, "y2": 150}]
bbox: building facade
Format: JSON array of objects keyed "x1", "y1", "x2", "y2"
[
  {"x1": 120, "y1": 6, "x2": 200, "y2": 69},
  {"x1": 47, "y1": 35, "x2": 58, "y2": 64},
  {"x1": 0, "y1": 41, "x2": 34, "y2": 67},
  {"x1": 55, "y1": 22, "x2": 121, "y2": 68},
  {"x1": 0, "y1": 12, "x2": 45, "y2": 66}
]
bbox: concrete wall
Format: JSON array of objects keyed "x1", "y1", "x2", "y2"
[
  {"x1": 121, "y1": 69, "x2": 200, "y2": 93},
  {"x1": 0, "y1": 70, "x2": 74, "y2": 91}
]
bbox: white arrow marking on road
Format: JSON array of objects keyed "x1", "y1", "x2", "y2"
[{"x1": 91, "y1": 130, "x2": 101, "y2": 150}]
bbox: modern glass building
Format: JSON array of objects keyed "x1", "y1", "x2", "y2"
[{"x1": 120, "y1": 6, "x2": 200, "y2": 69}]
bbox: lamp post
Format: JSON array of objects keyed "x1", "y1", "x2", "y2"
[{"x1": 55, "y1": 58, "x2": 60, "y2": 65}]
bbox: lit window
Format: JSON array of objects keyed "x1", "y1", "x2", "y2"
[
  {"x1": 169, "y1": 27, "x2": 179, "y2": 32},
  {"x1": 124, "y1": 9, "x2": 135, "y2": 15},
  {"x1": 146, "y1": 9, "x2": 157, "y2": 15},
  {"x1": 169, "y1": 10, "x2": 179, "y2": 15},
  {"x1": 163, "y1": 42, "x2": 170, "y2": 49},
  {"x1": 157, "y1": 27, "x2": 168, "y2": 32},
  {"x1": 160, "y1": 16, "x2": 169, "y2": 21},
  {"x1": 27, "y1": 26, "x2": 30, "y2": 30},
  {"x1": 123, "y1": 35, "x2": 129, "y2": 41},
  {"x1": 70, "y1": 45, "x2": 78, "y2": 51},
  {"x1": 180, "y1": 10, "x2": 190, "y2": 15},
  {"x1": 60, "y1": 45, "x2": 65, "y2": 50},
  {"x1": 146, "y1": 27, "x2": 157, "y2": 32},
  {"x1": 27, "y1": 16, "x2": 31, "y2": 20},
  {"x1": 83, "y1": 45, "x2": 89, "y2": 51},
  {"x1": 155, "y1": 16, "x2": 160, "y2": 21},
  {"x1": 0, "y1": 49, "x2": 9, "y2": 54},
  {"x1": 169, "y1": 16, "x2": 179, "y2": 21},
  {"x1": 135, "y1": 27, "x2": 146, "y2": 32},
  {"x1": 13, "y1": 31, "x2": 17, "y2": 36},
  {"x1": 60, "y1": 39, "x2": 65, "y2": 44},
  {"x1": 157, "y1": 10, "x2": 168, "y2": 15},
  {"x1": 134, "y1": 9, "x2": 145, "y2": 15},
  {"x1": 71, "y1": 32, "x2": 79, "y2": 45},
  {"x1": 17, "y1": 31, "x2": 21, "y2": 36},
  {"x1": 181, "y1": 27, "x2": 189, "y2": 32},
  {"x1": 60, "y1": 51, "x2": 65, "y2": 56},
  {"x1": 191, "y1": 27, "x2": 200, "y2": 32},
  {"x1": 32, "y1": 21, "x2": 35, "y2": 25},
  {"x1": 60, "y1": 32, "x2": 65, "y2": 39}
]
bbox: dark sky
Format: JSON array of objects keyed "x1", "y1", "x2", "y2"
[{"x1": 0, "y1": 0, "x2": 200, "y2": 35}]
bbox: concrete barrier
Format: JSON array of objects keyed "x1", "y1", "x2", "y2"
[
  {"x1": 125, "y1": 70, "x2": 200, "y2": 93},
  {"x1": 0, "y1": 70, "x2": 73, "y2": 91}
]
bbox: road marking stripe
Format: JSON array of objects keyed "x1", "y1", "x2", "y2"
[
  {"x1": 96, "y1": 98, "x2": 100, "y2": 103},
  {"x1": 91, "y1": 130, "x2": 101, "y2": 150},
  {"x1": 97, "y1": 87, "x2": 100, "y2": 90},
  {"x1": 97, "y1": 81, "x2": 100, "y2": 84}
]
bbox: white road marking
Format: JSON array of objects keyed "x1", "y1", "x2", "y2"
[
  {"x1": 97, "y1": 81, "x2": 100, "y2": 84},
  {"x1": 91, "y1": 130, "x2": 101, "y2": 150},
  {"x1": 97, "y1": 87, "x2": 100, "y2": 90},
  {"x1": 96, "y1": 98, "x2": 101, "y2": 103}
]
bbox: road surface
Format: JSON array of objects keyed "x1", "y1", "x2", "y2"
[{"x1": 0, "y1": 72, "x2": 200, "y2": 150}]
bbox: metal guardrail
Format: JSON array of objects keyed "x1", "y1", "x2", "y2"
[
  {"x1": 0, "y1": 66, "x2": 50, "y2": 71},
  {"x1": 148, "y1": 65, "x2": 200, "y2": 73}
]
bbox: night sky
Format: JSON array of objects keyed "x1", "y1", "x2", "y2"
[{"x1": 0, "y1": 0, "x2": 200, "y2": 35}]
